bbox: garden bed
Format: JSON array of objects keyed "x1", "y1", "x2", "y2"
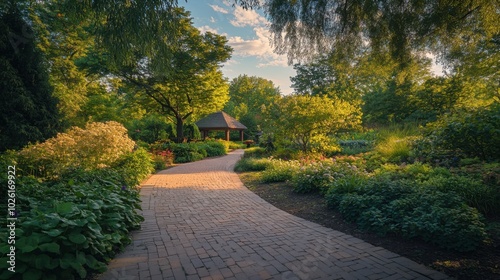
[{"x1": 238, "y1": 172, "x2": 500, "y2": 280}]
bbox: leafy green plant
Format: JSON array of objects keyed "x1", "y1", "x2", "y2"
[
  {"x1": 16, "y1": 121, "x2": 135, "y2": 179},
  {"x1": 338, "y1": 140, "x2": 373, "y2": 155},
  {"x1": 424, "y1": 104, "x2": 500, "y2": 161},
  {"x1": 110, "y1": 148, "x2": 154, "y2": 186},
  {"x1": 325, "y1": 176, "x2": 487, "y2": 251},
  {"x1": 183, "y1": 123, "x2": 201, "y2": 141},
  {"x1": 234, "y1": 158, "x2": 271, "y2": 172},
  {"x1": 261, "y1": 159, "x2": 300, "y2": 183},
  {"x1": 420, "y1": 175, "x2": 500, "y2": 216},
  {"x1": 127, "y1": 114, "x2": 176, "y2": 144},
  {"x1": 374, "y1": 136, "x2": 414, "y2": 163},
  {"x1": 243, "y1": 147, "x2": 268, "y2": 158},
  {"x1": 0, "y1": 167, "x2": 144, "y2": 279},
  {"x1": 199, "y1": 141, "x2": 227, "y2": 157}
]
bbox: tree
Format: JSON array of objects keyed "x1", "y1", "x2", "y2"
[
  {"x1": 266, "y1": 95, "x2": 361, "y2": 152},
  {"x1": 235, "y1": 0, "x2": 499, "y2": 68},
  {"x1": 291, "y1": 51, "x2": 396, "y2": 103},
  {"x1": 117, "y1": 8, "x2": 232, "y2": 143},
  {"x1": 224, "y1": 75, "x2": 281, "y2": 136},
  {"x1": 0, "y1": 6, "x2": 61, "y2": 151},
  {"x1": 362, "y1": 56, "x2": 433, "y2": 125}
]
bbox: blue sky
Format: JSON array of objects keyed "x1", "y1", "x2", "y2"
[{"x1": 179, "y1": 1, "x2": 297, "y2": 95}]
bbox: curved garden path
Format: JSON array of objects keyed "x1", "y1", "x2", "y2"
[{"x1": 99, "y1": 150, "x2": 450, "y2": 280}]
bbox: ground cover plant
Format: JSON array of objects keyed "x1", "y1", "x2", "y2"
[{"x1": 0, "y1": 122, "x2": 153, "y2": 279}]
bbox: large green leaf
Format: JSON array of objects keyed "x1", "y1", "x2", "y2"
[
  {"x1": 22, "y1": 269, "x2": 42, "y2": 280},
  {"x1": 69, "y1": 233, "x2": 87, "y2": 244},
  {"x1": 17, "y1": 236, "x2": 39, "y2": 253},
  {"x1": 38, "y1": 243, "x2": 60, "y2": 254},
  {"x1": 55, "y1": 202, "x2": 76, "y2": 215},
  {"x1": 43, "y1": 228, "x2": 63, "y2": 237},
  {"x1": 34, "y1": 254, "x2": 51, "y2": 269},
  {"x1": 59, "y1": 253, "x2": 75, "y2": 269}
]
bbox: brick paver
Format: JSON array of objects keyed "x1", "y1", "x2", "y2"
[{"x1": 99, "y1": 150, "x2": 451, "y2": 280}]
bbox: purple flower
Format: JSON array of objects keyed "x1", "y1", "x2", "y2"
[{"x1": 121, "y1": 185, "x2": 127, "y2": 191}]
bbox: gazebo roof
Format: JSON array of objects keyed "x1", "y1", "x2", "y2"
[{"x1": 196, "y1": 111, "x2": 247, "y2": 130}]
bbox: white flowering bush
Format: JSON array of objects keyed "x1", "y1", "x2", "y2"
[{"x1": 17, "y1": 121, "x2": 135, "y2": 178}]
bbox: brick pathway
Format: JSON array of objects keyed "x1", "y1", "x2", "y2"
[{"x1": 99, "y1": 150, "x2": 451, "y2": 280}]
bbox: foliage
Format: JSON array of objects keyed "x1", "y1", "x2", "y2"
[
  {"x1": 114, "y1": 8, "x2": 232, "y2": 143},
  {"x1": 183, "y1": 123, "x2": 201, "y2": 141},
  {"x1": 16, "y1": 122, "x2": 135, "y2": 179},
  {"x1": 0, "y1": 168, "x2": 144, "y2": 280},
  {"x1": 266, "y1": 95, "x2": 361, "y2": 152},
  {"x1": 0, "y1": 7, "x2": 61, "y2": 152},
  {"x1": 170, "y1": 143, "x2": 205, "y2": 163},
  {"x1": 424, "y1": 104, "x2": 500, "y2": 161},
  {"x1": 128, "y1": 114, "x2": 176, "y2": 144},
  {"x1": 151, "y1": 149, "x2": 174, "y2": 171},
  {"x1": 243, "y1": 147, "x2": 269, "y2": 158},
  {"x1": 198, "y1": 141, "x2": 227, "y2": 157},
  {"x1": 261, "y1": 159, "x2": 300, "y2": 183},
  {"x1": 292, "y1": 160, "x2": 363, "y2": 194},
  {"x1": 164, "y1": 141, "x2": 228, "y2": 164},
  {"x1": 0, "y1": 139, "x2": 151, "y2": 280},
  {"x1": 374, "y1": 136, "x2": 415, "y2": 163},
  {"x1": 234, "y1": 158, "x2": 272, "y2": 172},
  {"x1": 325, "y1": 176, "x2": 487, "y2": 252},
  {"x1": 338, "y1": 140, "x2": 373, "y2": 155},
  {"x1": 110, "y1": 148, "x2": 154, "y2": 187},
  {"x1": 224, "y1": 75, "x2": 281, "y2": 136},
  {"x1": 420, "y1": 175, "x2": 500, "y2": 217},
  {"x1": 237, "y1": 0, "x2": 499, "y2": 69}
]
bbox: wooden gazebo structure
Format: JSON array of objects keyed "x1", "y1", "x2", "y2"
[{"x1": 196, "y1": 111, "x2": 247, "y2": 141}]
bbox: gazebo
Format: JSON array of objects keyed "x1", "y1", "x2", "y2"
[{"x1": 195, "y1": 111, "x2": 247, "y2": 141}]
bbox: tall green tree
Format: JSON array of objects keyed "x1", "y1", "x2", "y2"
[
  {"x1": 265, "y1": 95, "x2": 361, "y2": 152},
  {"x1": 291, "y1": 51, "x2": 396, "y2": 103},
  {"x1": 0, "y1": 6, "x2": 61, "y2": 151},
  {"x1": 117, "y1": 8, "x2": 232, "y2": 143},
  {"x1": 224, "y1": 75, "x2": 281, "y2": 136}
]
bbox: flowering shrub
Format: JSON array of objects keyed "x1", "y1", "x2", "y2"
[
  {"x1": 261, "y1": 159, "x2": 300, "y2": 183},
  {"x1": 152, "y1": 149, "x2": 175, "y2": 170},
  {"x1": 17, "y1": 121, "x2": 135, "y2": 178}
]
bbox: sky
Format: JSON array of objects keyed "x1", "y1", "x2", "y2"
[
  {"x1": 179, "y1": 0, "x2": 297, "y2": 95},
  {"x1": 179, "y1": 1, "x2": 444, "y2": 96}
]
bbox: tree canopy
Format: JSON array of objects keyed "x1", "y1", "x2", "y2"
[
  {"x1": 235, "y1": 0, "x2": 499, "y2": 67},
  {"x1": 224, "y1": 75, "x2": 281, "y2": 136},
  {"x1": 114, "y1": 8, "x2": 232, "y2": 142},
  {"x1": 265, "y1": 95, "x2": 361, "y2": 152},
  {"x1": 0, "y1": 7, "x2": 61, "y2": 151}
]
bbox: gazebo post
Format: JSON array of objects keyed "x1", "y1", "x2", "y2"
[
  {"x1": 225, "y1": 130, "x2": 230, "y2": 141},
  {"x1": 240, "y1": 130, "x2": 244, "y2": 141}
]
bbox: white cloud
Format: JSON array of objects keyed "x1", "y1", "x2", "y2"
[
  {"x1": 210, "y1": 16, "x2": 216, "y2": 23},
  {"x1": 228, "y1": 27, "x2": 288, "y2": 67},
  {"x1": 230, "y1": 6, "x2": 268, "y2": 27},
  {"x1": 198, "y1": 25, "x2": 218, "y2": 34},
  {"x1": 210, "y1": 4, "x2": 229, "y2": 14}
]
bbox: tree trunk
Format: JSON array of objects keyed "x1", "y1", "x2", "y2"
[{"x1": 176, "y1": 116, "x2": 184, "y2": 143}]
